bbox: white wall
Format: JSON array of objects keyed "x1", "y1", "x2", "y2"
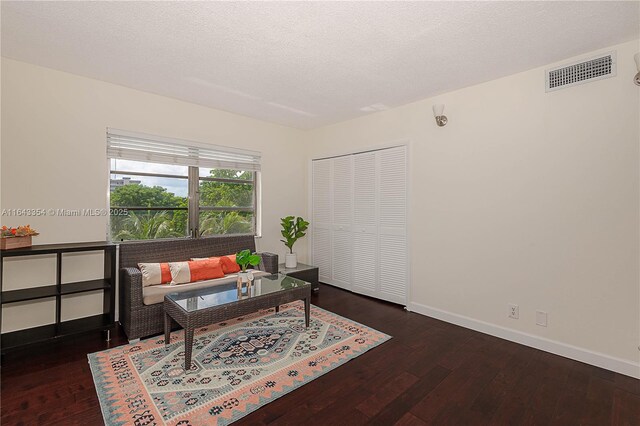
[
  {"x1": 2, "y1": 40, "x2": 639, "y2": 377},
  {"x1": 0, "y1": 58, "x2": 308, "y2": 331},
  {"x1": 307, "y1": 40, "x2": 640, "y2": 374}
]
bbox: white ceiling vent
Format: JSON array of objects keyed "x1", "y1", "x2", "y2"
[{"x1": 545, "y1": 51, "x2": 616, "y2": 92}]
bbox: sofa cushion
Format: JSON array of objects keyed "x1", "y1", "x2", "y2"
[
  {"x1": 142, "y1": 269, "x2": 270, "y2": 305},
  {"x1": 169, "y1": 258, "x2": 224, "y2": 284},
  {"x1": 138, "y1": 262, "x2": 172, "y2": 287}
]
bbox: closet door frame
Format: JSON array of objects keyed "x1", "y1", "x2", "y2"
[{"x1": 309, "y1": 140, "x2": 411, "y2": 307}]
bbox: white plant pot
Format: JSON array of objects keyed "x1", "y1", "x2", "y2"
[
  {"x1": 285, "y1": 253, "x2": 297, "y2": 268},
  {"x1": 238, "y1": 271, "x2": 254, "y2": 283}
]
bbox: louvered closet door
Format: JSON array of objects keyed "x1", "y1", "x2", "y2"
[
  {"x1": 312, "y1": 159, "x2": 332, "y2": 283},
  {"x1": 352, "y1": 152, "x2": 378, "y2": 298},
  {"x1": 377, "y1": 146, "x2": 408, "y2": 304},
  {"x1": 330, "y1": 155, "x2": 353, "y2": 290}
]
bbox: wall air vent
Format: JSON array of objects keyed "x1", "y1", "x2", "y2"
[{"x1": 545, "y1": 51, "x2": 616, "y2": 92}]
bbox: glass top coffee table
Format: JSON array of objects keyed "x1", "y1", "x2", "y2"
[{"x1": 163, "y1": 273, "x2": 311, "y2": 370}]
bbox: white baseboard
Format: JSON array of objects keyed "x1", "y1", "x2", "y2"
[{"x1": 407, "y1": 301, "x2": 640, "y2": 379}]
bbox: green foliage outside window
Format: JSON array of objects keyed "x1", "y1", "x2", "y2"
[
  {"x1": 110, "y1": 168, "x2": 255, "y2": 241},
  {"x1": 111, "y1": 210, "x2": 186, "y2": 241},
  {"x1": 199, "y1": 211, "x2": 253, "y2": 236},
  {"x1": 110, "y1": 184, "x2": 185, "y2": 208},
  {"x1": 110, "y1": 185, "x2": 188, "y2": 240},
  {"x1": 199, "y1": 170, "x2": 253, "y2": 207}
]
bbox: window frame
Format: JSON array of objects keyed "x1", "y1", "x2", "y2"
[{"x1": 108, "y1": 161, "x2": 260, "y2": 242}]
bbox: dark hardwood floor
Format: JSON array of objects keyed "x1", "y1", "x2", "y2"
[{"x1": 1, "y1": 283, "x2": 639, "y2": 425}]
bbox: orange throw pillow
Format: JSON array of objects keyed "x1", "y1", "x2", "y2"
[
  {"x1": 220, "y1": 254, "x2": 241, "y2": 274},
  {"x1": 190, "y1": 254, "x2": 243, "y2": 274},
  {"x1": 190, "y1": 258, "x2": 224, "y2": 282},
  {"x1": 169, "y1": 258, "x2": 224, "y2": 284}
]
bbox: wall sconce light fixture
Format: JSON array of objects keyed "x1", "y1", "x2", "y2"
[
  {"x1": 433, "y1": 104, "x2": 448, "y2": 127},
  {"x1": 634, "y1": 53, "x2": 640, "y2": 86}
]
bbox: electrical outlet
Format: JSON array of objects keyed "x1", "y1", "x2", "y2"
[
  {"x1": 508, "y1": 304, "x2": 519, "y2": 319},
  {"x1": 536, "y1": 310, "x2": 548, "y2": 327}
]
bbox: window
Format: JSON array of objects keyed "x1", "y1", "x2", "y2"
[
  {"x1": 110, "y1": 159, "x2": 190, "y2": 240},
  {"x1": 198, "y1": 168, "x2": 256, "y2": 237},
  {"x1": 107, "y1": 129, "x2": 261, "y2": 241}
]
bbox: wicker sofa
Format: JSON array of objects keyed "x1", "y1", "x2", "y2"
[{"x1": 119, "y1": 235, "x2": 278, "y2": 341}]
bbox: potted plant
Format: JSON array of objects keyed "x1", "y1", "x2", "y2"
[
  {"x1": 280, "y1": 216, "x2": 309, "y2": 268},
  {"x1": 0, "y1": 225, "x2": 39, "y2": 250},
  {"x1": 235, "y1": 249, "x2": 261, "y2": 282}
]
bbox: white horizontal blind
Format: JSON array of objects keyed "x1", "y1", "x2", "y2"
[{"x1": 107, "y1": 128, "x2": 261, "y2": 171}]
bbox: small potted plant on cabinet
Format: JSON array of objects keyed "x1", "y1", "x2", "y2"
[
  {"x1": 0, "y1": 225, "x2": 39, "y2": 250},
  {"x1": 280, "y1": 216, "x2": 309, "y2": 268}
]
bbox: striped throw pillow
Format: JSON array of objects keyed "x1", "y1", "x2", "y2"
[{"x1": 138, "y1": 262, "x2": 172, "y2": 287}]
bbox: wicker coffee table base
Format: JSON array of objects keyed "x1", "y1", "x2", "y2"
[{"x1": 164, "y1": 286, "x2": 311, "y2": 371}]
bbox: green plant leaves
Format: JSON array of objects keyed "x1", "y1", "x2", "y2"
[
  {"x1": 280, "y1": 216, "x2": 309, "y2": 254},
  {"x1": 235, "y1": 249, "x2": 261, "y2": 272}
]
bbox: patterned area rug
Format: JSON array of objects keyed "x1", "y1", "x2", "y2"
[{"x1": 88, "y1": 302, "x2": 390, "y2": 425}]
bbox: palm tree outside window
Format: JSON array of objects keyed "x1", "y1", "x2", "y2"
[{"x1": 109, "y1": 159, "x2": 257, "y2": 241}]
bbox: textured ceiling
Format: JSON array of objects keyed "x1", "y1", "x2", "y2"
[{"x1": 2, "y1": 1, "x2": 639, "y2": 129}]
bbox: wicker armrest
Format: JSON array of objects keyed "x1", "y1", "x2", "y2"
[
  {"x1": 258, "y1": 252, "x2": 279, "y2": 274},
  {"x1": 121, "y1": 267, "x2": 144, "y2": 310}
]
